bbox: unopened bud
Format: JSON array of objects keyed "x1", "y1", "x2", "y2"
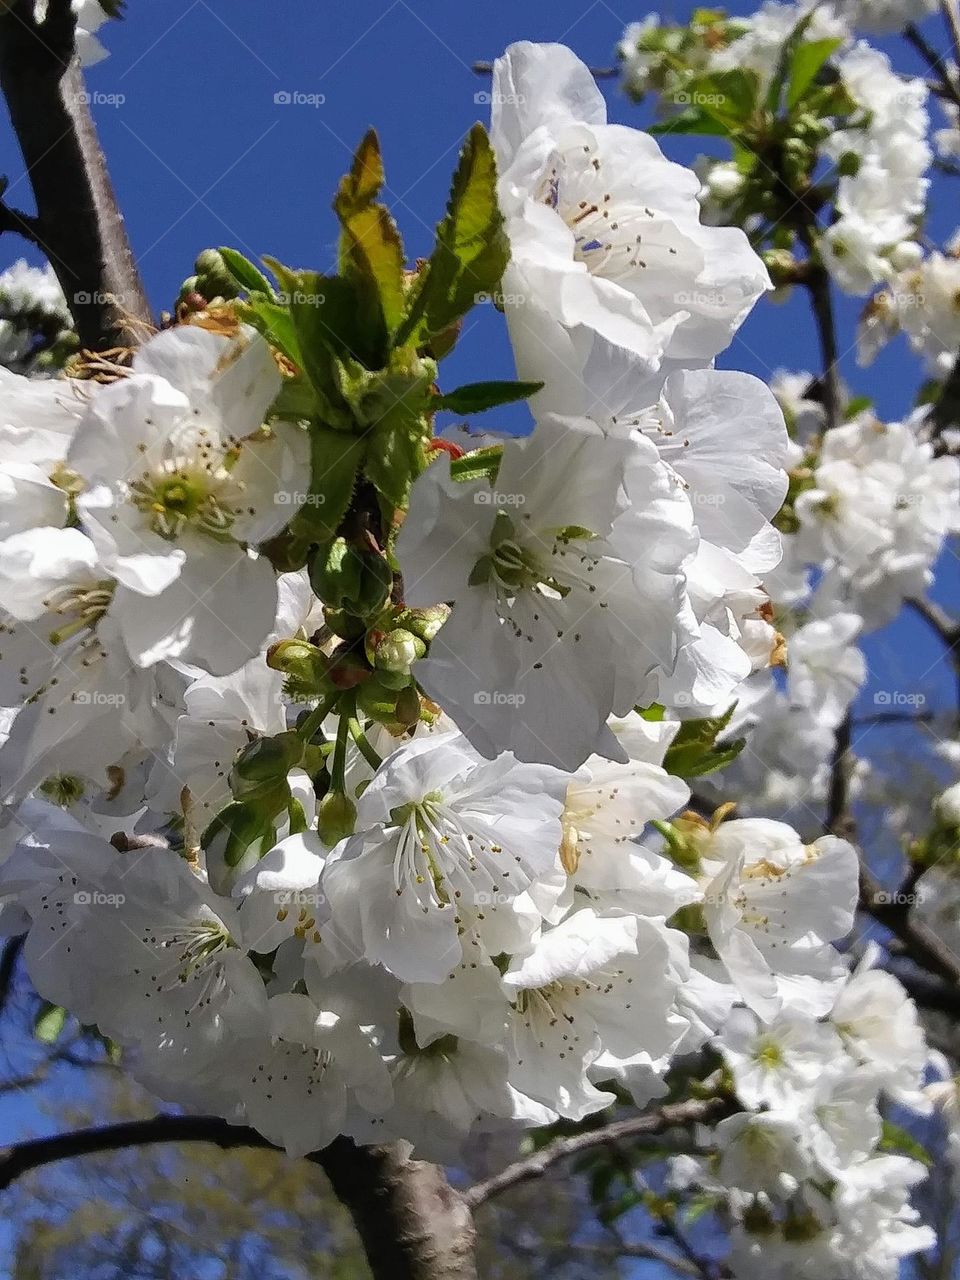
[
  {"x1": 370, "y1": 627, "x2": 426, "y2": 674},
  {"x1": 317, "y1": 790, "x2": 357, "y2": 845}
]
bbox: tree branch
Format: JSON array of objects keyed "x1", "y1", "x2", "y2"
[
  {"x1": 464, "y1": 1097, "x2": 730, "y2": 1209},
  {"x1": 0, "y1": 1115, "x2": 478, "y2": 1280},
  {"x1": 0, "y1": 0, "x2": 151, "y2": 349}
]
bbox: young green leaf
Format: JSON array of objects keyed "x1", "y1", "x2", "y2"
[
  {"x1": 397, "y1": 124, "x2": 508, "y2": 346},
  {"x1": 217, "y1": 247, "x2": 277, "y2": 298},
  {"x1": 432, "y1": 380, "x2": 542, "y2": 414}
]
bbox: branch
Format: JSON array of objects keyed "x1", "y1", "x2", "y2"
[
  {"x1": 0, "y1": 936, "x2": 23, "y2": 1015},
  {"x1": 908, "y1": 597, "x2": 960, "y2": 732},
  {"x1": 905, "y1": 21, "x2": 960, "y2": 110},
  {"x1": 0, "y1": 0, "x2": 151, "y2": 349},
  {"x1": 0, "y1": 1115, "x2": 477, "y2": 1279},
  {"x1": 860, "y1": 863, "x2": 960, "y2": 986},
  {"x1": 464, "y1": 1097, "x2": 730, "y2": 1209}
]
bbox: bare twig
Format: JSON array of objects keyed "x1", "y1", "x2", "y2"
[
  {"x1": 464, "y1": 1097, "x2": 730, "y2": 1209},
  {"x1": 905, "y1": 21, "x2": 960, "y2": 109}
]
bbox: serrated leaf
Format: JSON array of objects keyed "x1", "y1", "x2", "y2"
[
  {"x1": 239, "y1": 295, "x2": 303, "y2": 366},
  {"x1": 364, "y1": 412, "x2": 429, "y2": 512},
  {"x1": 334, "y1": 131, "x2": 406, "y2": 341},
  {"x1": 449, "y1": 443, "x2": 502, "y2": 484},
  {"x1": 787, "y1": 37, "x2": 842, "y2": 109},
  {"x1": 217, "y1": 247, "x2": 276, "y2": 298},
  {"x1": 34, "y1": 1002, "x2": 67, "y2": 1044},
  {"x1": 336, "y1": 128, "x2": 385, "y2": 209},
  {"x1": 397, "y1": 124, "x2": 508, "y2": 346},
  {"x1": 663, "y1": 704, "x2": 743, "y2": 778},
  {"x1": 432, "y1": 380, "x2": 542, "y2": 415},
  {"x1": 290, "y1": 427, "x2": 366, "y2": 543}
]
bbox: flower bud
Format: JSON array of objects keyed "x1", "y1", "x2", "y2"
[
  {"x1": 398, "y1": 604, "x2": 449, "y2": 643},
  {"x1": 394, "y1": 684, "x2": 422, "y2": 728},
  {"x1": 936, "y1": 782, "x2": 960, "y2": 828},
  {"x1": 267, "y1": 638, "x2": 327, "y2": 685},
  {"x1": 201, "y1": 801, "x2": 276, "y2": 895},
  {"x1": 369, "y1": 627, "x2": 426, "y2": 674},
  {"x1": 316, "y1": 790, "x2": 357, "y2": 845}
]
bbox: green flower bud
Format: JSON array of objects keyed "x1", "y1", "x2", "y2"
[
  {"x1": 267, "y1": 638, "x2": 327, "y2": 685},
  {"x1": 231, "y1": 732, "x2": 304, "y2": 786},
  {"x1": 309, "y1": 538, "x2": 393, "y2": 617},
  {"x1": 397, "y1": 604, "x2": 449, "y2": 643},
  {"x1": 356, "y1": 674, "x2": 401, "y2": 722},
  {"x1": 317, "y1": 790, "x2": 357, "y2": 845},
  {"x1": 369, "y1": 627, "x2": 426, "y2": 674},
  {"x1": 394, "y1": 684, "x2": 422, "y2": 728},
  {"x1": 324, "y1": 608, "x2": 367, "y2": 641},
  {"x1": 201, "y1": 801, "x2": 276, "y2": 895},
  {"x1": 193, "y1": 248, "x2": 240, "y2": 300}
]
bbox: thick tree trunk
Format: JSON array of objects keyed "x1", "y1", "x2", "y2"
[
  {"x1": 319, "y1": 1140, "x2": 478, "y2": 1280},
  {"x1": 0, "y1": 1119, "x2": 479, "y2": 1279},
  {"x1": 0, "y1": 0, "x2": 151, "y2": 349}
]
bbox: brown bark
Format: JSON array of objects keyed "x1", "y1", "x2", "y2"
[{"x1": 0, "y1": 0, "x2": 151, "y2": 349}]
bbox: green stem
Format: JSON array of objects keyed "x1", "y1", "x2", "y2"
[
  {"x1": 331, "y1": 695, "x2": 352, "y2": 793},
  {"x1": 348, "y1": 712, "x2": 384, "y2": 772},
  {"x1": 297, "y1": 693, "x2": 338, "y2": 744}
]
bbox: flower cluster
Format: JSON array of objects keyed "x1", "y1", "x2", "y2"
[{"x1": 0, "y1": 27, "x2": 946, "y2": 1279}]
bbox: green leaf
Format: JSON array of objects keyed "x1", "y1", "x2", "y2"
[
  {"x1": 787, "y1": 37, "x2": 842, "y2": 109},
  {"x1": 334, "y1": 130, "x2": 407, "y2": 339},
  {"x1": 766, "y1": 10, "x2": 816, "y2": 111},
  {"x1": 880, "y1": 1120, "x2": 931, "y2": 1166},
  {"x1": 364, "y1": 410, "x2": 429, "y2": 512},
  {"x1": 432, "y1": 380, "x2": 542, "y2": 415},
  {"x1": 697, "y1": 69, "x2": 759, "y2": 124},
  {"x1": 290, "y1": 427, "x2": 366, "y2": 543},
  {"x1": 287, "y1": 267, "x2": 389, "y2": 376},
  {"x1": 449, "y1": 443, "x2": 502, "y2": 485},
  {"x1": 649, "y1": 109, "x2": 732, "y2": 137},
  {"x1": 397, "y1": 124, "x2": 508, "y2": 346},
  {"x1": 34, "y1": 1002, "x2": 67, "y2": 1044},
  {"x1": 239, "y1": 295, "x2": 303, "y2": 366},
  {"x1": 217, "y1": 247, "x2": 276, "y2": 298},
  {"x1": 663, "y1": 704, "x2": 744, "y2": 778},
  {"x1": 336, "y1": 127, "x2": 385, "y2": 208}
]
